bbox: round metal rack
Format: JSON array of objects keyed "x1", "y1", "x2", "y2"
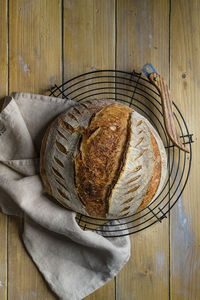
[{"x1": 50, "y1": 70, "x2": 193, "y2": 237}]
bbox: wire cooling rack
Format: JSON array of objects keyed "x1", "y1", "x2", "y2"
[{"x1": 49, "y1": 70, "x2": 193, "y2": 237}]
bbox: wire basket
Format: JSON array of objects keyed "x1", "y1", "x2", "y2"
[{"x1": 50, "y1": 70, "x2": 193, "y2": 237}]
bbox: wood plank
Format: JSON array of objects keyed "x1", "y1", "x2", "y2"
[
  {"x1": 0, "y1": 210, "x2": 7, "y2": 300},
  {"x1": 84, "y1": 280, "x2": 115, "y2": 300},
  {"x1": 63, "y1": 1, "x2": 115, "y2": 299},
  {"x1": 116, "y1": 1, "x2": 170, "y2": 299},
  {"x1": 170, "y1": 1, "x2": 200, "y2": 299},
  {"x1": 8, "y1": 217, "x2": 58, "y2": 300},
  {"x1": 0, "y1": 0, "x2": 8, "y2": 99},
  {"x1": 8, "y1": 0, "x2": 62, "y2": 299},
  {"x1": 0, "y1": 0, "x2": 8, "y2": 299},
  {"x1": 9, "y1": 0, "x2": 62, "y2": 95},
  {"x1": 63, "y1": 0, "x2": 115, "y2": 79}
]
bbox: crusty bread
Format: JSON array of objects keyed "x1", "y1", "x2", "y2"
[{"x1": 40, "y1": 99, "x2": 167, "y2": 218}]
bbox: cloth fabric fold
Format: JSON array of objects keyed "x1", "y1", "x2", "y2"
[{"x1": 0, "y1": 93, "x2": 130, "y2": 300}]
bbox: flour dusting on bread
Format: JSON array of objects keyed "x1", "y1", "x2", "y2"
[{"x1": 40, "y1": 99, "x2": 167, "y2": 218}]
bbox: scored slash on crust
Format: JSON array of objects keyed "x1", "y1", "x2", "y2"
[
  {"x1": 57, "y1": 188, "x2": 70, "y2": 201},
  {"x1": 59, "y1": 120, "x2": 75, "y2": 134},
  {"x1": 80, "y1": 103, "x2": 90, "y2": 110},
  {"x1": 129, "y1": 165, "x2": 142, "y2": 174},
  {"x1": 56, "y1": 129, "x2": 68, "y2": 141},
  {"x1": 56, "y1": 140, "x2": 68, "y2": 154},
  {"x1": 72, "y1": 107, "x2": 82, "y2": 115},
  {"x1": 54, "y1": 156, "x2": 64, "y2": 168},
  {"x1": 67, "y1": 112, "x2": 79, "y2": 122},
  {"x1": 136, "y1": 120, "x2": 143, "y2": 126},
  {"x1": 135, "y1": 149, "x2": 147, "y2": 160},
  {"x1": 122, "y1": 197, "x2": 135, "y2": 205},
  {"x1": 55, "y1": 178, "x2": 69, "y2": 193},
  {"x1": 52, "y1": 167, "x2": 64, "y2": 180},
  {"x1": 120, "y1": 205, "x2": 131, "y2": 213},
  {"x1": 121, "y1": 212, "x2": 129, "y2": 217},
  {"x1": 127, "y1": 175, "x2": 141, "y2": 184},
  {"x1": 125, "y1": 185, "x2": 140, "y2": 195},
  {"x1": 138, "y1": 129, "x2": 145, "y2": 134},
  {"x1": 135, "y1": 137, "x2": 144, "y2": 147}
]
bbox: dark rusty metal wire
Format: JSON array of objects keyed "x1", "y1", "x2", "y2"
[{"x1": 49, "y1": 70, "x2": 193, "y2": 237}]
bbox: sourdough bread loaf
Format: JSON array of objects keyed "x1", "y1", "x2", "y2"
[{"x1": 40, "y1": 99, "x2": 167, "y2": 218}]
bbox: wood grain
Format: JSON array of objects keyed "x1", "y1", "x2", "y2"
[
  {"x1": 0, "y1": 0, "x2": 199, "y2": 299},
  {"x1": 116, "y1": 1, "x2": 170, "y2": 299},
  {"x1": 0, "y1": 0, "x2": 8, "y2": 299},
  {"x1": 64, "y1": 1, "x2": 115, "y2": 299},
  {"x1": 170, "y1": 1, "x2": 200, "y2": 299},
  {"x1": 8, "y1": 217, "x2": 58, "y2": 300},
  {"x1": 9, "y1": 0, "x2": 62, "y2": 95},
  {"x1": 84, "y1": 280, "x2": 115, "y2": 300},
  {"x1": 8, "y1": 0, "x2": 62, "y2": 299},
  {"x1": 0, "y1": 0, "x2": 8, "y2": 99},
  {"x1": 0, "y1": 209, "x2": 7, "y2": 300},
  {"x1": 63, "y1": 0, "x2": 115, "y2": 79}
]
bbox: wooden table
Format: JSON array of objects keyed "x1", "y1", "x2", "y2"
[{"x1": 0, "y1": 0, "x2": 199, "y2": 299}]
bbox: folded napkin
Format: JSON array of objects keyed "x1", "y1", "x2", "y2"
[{"x1": 0, "y1": 93, "x2": 130, "y2": 300}]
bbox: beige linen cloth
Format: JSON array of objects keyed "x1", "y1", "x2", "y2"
[{"x1": 0, "y1": 93, "x2": 130, "y2": 300}]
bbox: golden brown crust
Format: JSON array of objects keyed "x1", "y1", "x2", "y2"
[
  {"x1": 136, "y1": 129, "x2": 161, "y2": 211},
  {"x1": 40, "y1": 100, "x2": 165, "y2": 218},
  {"x1": 74, "y1": 103, "x2": 132, "y2": 217}
]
